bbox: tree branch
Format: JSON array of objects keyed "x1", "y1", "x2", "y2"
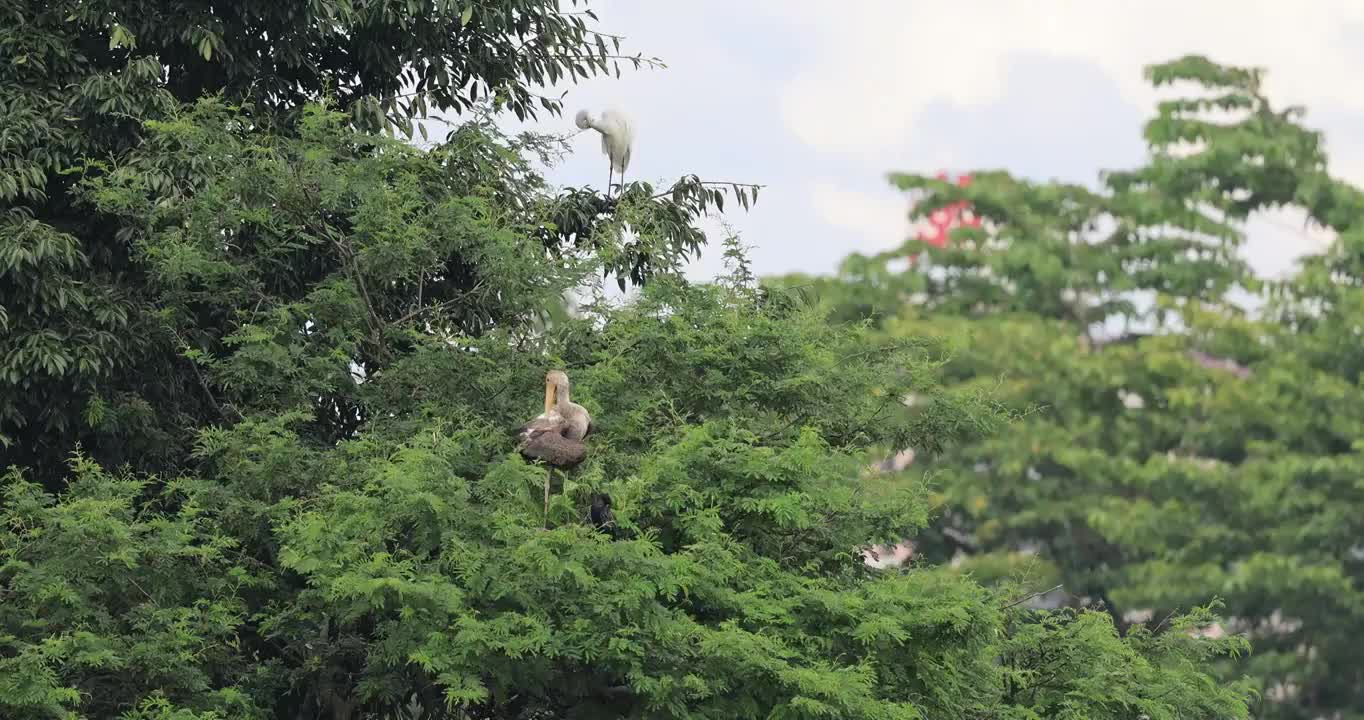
[
  {"x1": 1001, "y1": 584, "x2": 1063, "y2": 610},
  {"x1": 649, "y1": 181, "x2": 764, "y2": 202}
]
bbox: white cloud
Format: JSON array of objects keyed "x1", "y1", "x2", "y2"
[
  {"x1": 751, "y1": 0, "x2": 1364, "y2": 276},
  {"x1": 808, "y1": 180, "x2": 908, "y2": 241},
  {"x1": 763, "y1": 0, "x2": 1364, "y2": 175},
  {"x1": 1244, "y1": 208, "x2": 1338, "y2": 279},
  {"x1": 461, "y1": 2, "x2": 1364, "y2": 281}
]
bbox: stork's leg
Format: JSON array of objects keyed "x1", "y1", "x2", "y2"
[
  {"x1": 543, "y1": 467, "x2": 552, "y2": 529},
  {"x1": 607, "y1": 165, "x2": 614, "y2": 197}
]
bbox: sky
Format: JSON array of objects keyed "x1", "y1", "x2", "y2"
[{"x1": 485, "y1": 1, "x2": 1364, "y2": 286}]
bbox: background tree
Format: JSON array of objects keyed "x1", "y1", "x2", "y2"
[{"x1": 769, "y1": 55, "x2": 1364, "y2": 720}]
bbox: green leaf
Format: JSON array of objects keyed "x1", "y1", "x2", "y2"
[{"x1": 108, "y1": 24, "x2": 133, "y2": 50}]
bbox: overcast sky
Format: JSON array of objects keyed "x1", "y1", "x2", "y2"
[{"x1": 490, "y1": 1, "x2": 1362, "y2": 285}]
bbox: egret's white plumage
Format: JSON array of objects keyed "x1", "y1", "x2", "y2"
[{"x1": 575, "y1": 108, "x2": 633, "y2": 194}]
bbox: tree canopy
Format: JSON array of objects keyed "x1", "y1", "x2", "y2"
[
  {"x1": 1, "y1": 97, "x2": 1254, "y2": 719},
  {"x1": 0, "y1": 0, "x2": 747, "y2": 483},
  {"x1": 769, "y1": 55, "x2": 1364, "y2": 720},
  {"x1": 1, "y1": 3, "x2": 1256, "y2": 717}
]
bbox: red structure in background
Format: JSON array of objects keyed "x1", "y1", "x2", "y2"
[{"x1": 910, "y1": 172, "x2": 980, "y2": 263}]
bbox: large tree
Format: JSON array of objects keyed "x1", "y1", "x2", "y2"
[
  {"x1": 1, "y1": 3, "x2": 1255, "y2": 713},
  {"x1": 0, "y1": 98, "x2": 1254, "y2": 719},
  {"x1": 771, "y1": 56, "x2": 1364, "y2": 719},
  {"x1": 1, "y1": 0, "x2": 742, "y2": 485}
]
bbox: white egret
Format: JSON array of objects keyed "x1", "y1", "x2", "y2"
[{"x1": 575, "y1": 108, "x2": 633, "y2": 195}]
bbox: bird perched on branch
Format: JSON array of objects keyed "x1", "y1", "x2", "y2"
[
  {"x1": 575, "y1": 108, "x2": 633, "y2": 196},
  {"x1": 518, "y1": 369, "x2": 591, "y2": 464},
  {"x1": 517, "y1": 370, "x2": 594, "y2": 526},
  {"x1": 588, "y1": 492, "x2": 615, "y2": 537}
]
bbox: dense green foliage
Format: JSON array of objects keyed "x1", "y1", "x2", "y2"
[
  {"x1": 0, "y1": 0, "x2": 740, "y2": 485},
  {"x1": 1, "y1": 95, "x2": 1253, "y2": 719},
  {"x1": 770, "y1": 56, "x2": 1364, "y2": 720},
  {"x1": 1, "y1": 2, "x2": 1257, "y2": 715}
]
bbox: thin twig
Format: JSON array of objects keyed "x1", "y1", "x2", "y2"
[
  {"x1": 553, "y1": 53, "x2": 665, "y2": 64},
  {"x1": 392, "y1": 283, "x2": 485, "y2": 326},
  {"x1": 127, "y1": 576, "x2": 159, "y2": 607},
  {"x1": 1001, "y1": 584, "x2": 1063, "y2": 610},
  {"x1": 169, "y1": 327, "x2": 242, "y2": 422},
  {"x1": 649, "y1": 181, "x2": 765, "y2": 201},
  {"x1": 330, "y1": 235, "x2": 384, "y2": 345},
  {"x1": 543, "y1": 468, "x2": 552, "y2": 529},
  {"x1": 758, "y1": 412, "x2": 809, "y2": 443},
  {"x1": 289, "y1": 163, "x2": 385, "y2": 350}
]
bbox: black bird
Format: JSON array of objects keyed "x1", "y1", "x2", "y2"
[{"x1": 589, "y1": 493, "x2": 615, "y2": 537}]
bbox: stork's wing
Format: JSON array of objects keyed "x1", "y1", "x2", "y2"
[
  {"x1": 519, "y1": 416, "x2": 588, "y2": 467},
  {"x1": 519, "y1": 414, "x2": 578, "y2": 444},
  {"x1": 518, "y1": 416, "x2": 558, "y2": 442}
]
